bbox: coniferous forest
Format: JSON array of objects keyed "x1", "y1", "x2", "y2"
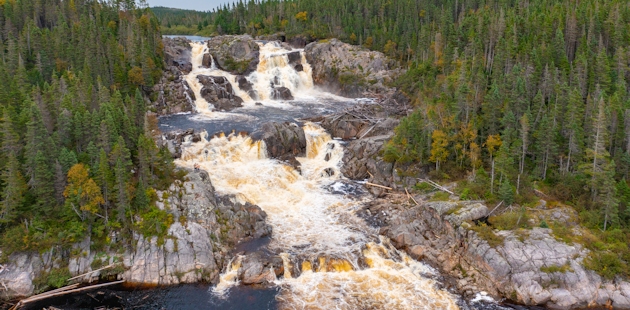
[
  {"x1": 153, "y1": 0, "x2": 630, "y2": 277},
  {"x1": 0, "y1": 0, "x2": 178, "y2": 257}
]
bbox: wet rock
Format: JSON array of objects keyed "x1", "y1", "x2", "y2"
[
  {"x1": 252, "y1": 122, "x2": 306, "y2": 164},
  {"x1": 324, "y1": 168, "x2": 335, "y2": 177},
  {"x1": 287, "y1": 51, "x2": 302, "y2": 65},
  {"x1": 255, "y1": 102, "x2": 263, "y2": 106},
  {"x1": 304, "y1": 38, "x2": 403, "y2": 97},
  {"x1": 236, "y1": 75, "x2": 259, "y2": 100},
  {"x1": 294, "y1": 64, "x2": 304, "y2": 72},
  {"x1": 287, "y1": 34, "x2": 314, "y2": 49},
  {"x1": 214, "y1": 98, "x2": 244, "y2": 111},
  {"x1": 239, "y1": 253, "x2": 275, "y2": 285},
  {"x1": 197, "y1": 75, "x2": 244, "y2": 111},
  {"x1": 202, "y1": 53, "x2": 213, "y2": 68},
  {"x1": 236, "y1": 75, "x2": 254, "y2": 92},
  {"x1": 207, "y1": 35, "x2": 260, "y2": 75},
  {"x1": 270, "y1": 86, "x2": 294, "y2": 100}
]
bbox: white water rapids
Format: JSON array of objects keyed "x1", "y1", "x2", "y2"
[{"x1": 175, "y1": 40, "x2": 460, "y2": 309}]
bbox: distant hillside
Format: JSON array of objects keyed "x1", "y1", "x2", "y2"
[{"x1": 151, "y1": 6, "x2": 214, "y2": 35}]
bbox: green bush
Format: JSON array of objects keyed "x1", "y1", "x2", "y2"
[
  {"x1": 33, "y1": 268, "x2": 72, "y2": 292},
  {"x1": 489, "y1": 210, "x2": 530, "y2": 230},
  {"x1": 584, "y1": 251, "x2": 627, "y2": 280},
  {"x1": 551, "y1": 221, "x2": 574, "y2": 244},
  {"x1": 430, "y1": 191, "x2": 451, "y2": 201},
  {"x1": 469, "y1": 222, "x2": 504, "y2": 247},
  {"x1": 136, "y1": 206, "x2": 174, "y2": 239}
]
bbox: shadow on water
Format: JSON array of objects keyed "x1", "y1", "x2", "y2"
[{"x1": 23, "y1": 283, "x2": 279, "y2": 310}]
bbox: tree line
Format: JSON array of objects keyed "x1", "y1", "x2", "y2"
[{"x1": 0, "y1": 0, "x2": 176, "y2": 256}]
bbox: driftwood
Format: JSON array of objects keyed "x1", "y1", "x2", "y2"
[
  {"x1": 10, "y1": 280, "x2": 125, "y2": 310},
  {"x1": 67, "y1": 263, "x2": 118, "y2": 282},
  {"x1": 417, "y1": 179, "x2": 454, "y2": 195},
  {"x1": 366, "y1": 182, "x2": 392, "y2": 190},
  {"x1": 405, "y1": 188, "x2": 419, "y2": 205},
  {"x1": 486, "y1": 201, "x2": 504, "y2": 217}
]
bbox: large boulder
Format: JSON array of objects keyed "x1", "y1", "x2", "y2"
[
  {"x1": 236, "y1": 75, "x2": 259, "y2": 100},
  {"x1": 252, "y1": 122, "x2": 306, "y2": 170},
  {"x1": 270, "y1": 86, "x2": 294, "y2": 100},
  {"x1": 304, "y1": 39, "x2": 402, "y2": 97},
  {"x1": 197, "y1": 75, "x2": 244, "y2": 111},
  {"x1": 207, "y1": 35, "x2": 260, "y2": 75}
]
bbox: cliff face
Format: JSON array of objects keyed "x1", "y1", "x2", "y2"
[
  {"x1": 148, "y1": 37, "x2": 195, "y2": 115},
  {"x1": 304, "y1": 39, "x2": 402, "y2": 98},
  {"x1": 0, "y1": 169, "x2": 271, "y2": 299},
  {"x1": 363, "y1": 197, "x2": 630, "y2": 309}
]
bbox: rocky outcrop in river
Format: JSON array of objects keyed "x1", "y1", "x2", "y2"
[
  {"x1": 197, "y1": 75, "x2": 244, "y2": 111},
  {"x1": 304, "y1": 39, "x2": 402, "y2": 97},
  {"x1": 205, "y1": 35, "x2": 260, "y2": 76},
  {"x1": 0, "y1": 169, "x2": 271, "y2": 298}
]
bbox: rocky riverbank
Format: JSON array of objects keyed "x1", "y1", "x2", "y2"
[
  {"x1": 0, "y1": 169, "x2": 270, "y2": 299},
  {"x1": 356, "y1": 194, "x2": 630, "y2": 309}
]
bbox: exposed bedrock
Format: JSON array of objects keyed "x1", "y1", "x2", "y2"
[
  {"x1": 0, "y1": 170, "x2": 271, "y2": 298},
  {"x1": 362, "y1": 197, "x2": 630, "y2": 310},
  {"x1": 206, "y1": 35, "x2": 260, "y2": 76},
  {"x1": 304, "y1": 39, "x2": 403, "y2": 98}
]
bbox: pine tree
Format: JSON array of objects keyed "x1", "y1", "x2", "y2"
[{"x1": 0, "y1": 154, "x2": 26, "y2": 226}]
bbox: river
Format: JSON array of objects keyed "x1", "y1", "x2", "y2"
[{"x1": 29, "y1": 36, "x2": 519, "y2": 310}]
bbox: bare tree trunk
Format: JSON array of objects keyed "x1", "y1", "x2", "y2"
[{"x1": 491, "y1": 158, "x2": 495, "y2": 194}]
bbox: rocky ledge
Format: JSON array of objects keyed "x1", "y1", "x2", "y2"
[
  {"x1": 0, "y1": 169, "x2": 271, "y2": 299},
  {"x1": 304, "y1": 39, "x2": 403, "y2": 97},
  {"x1": 148, "y1": 37, "x2": 195, "y2": 115},
  {"x1": 362, "y1": 195, "x2": 630, "y2": 309}
]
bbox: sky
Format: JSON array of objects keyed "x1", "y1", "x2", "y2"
[{"x1": 146, "y1": 0, "x2": 231, "y2": 11}]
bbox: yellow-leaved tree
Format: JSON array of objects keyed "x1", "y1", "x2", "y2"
[
  {"x1": 484, "y1": 134, "x2": 502, "y2": 194},
  {"x1": 64, "y1": 164, "x2": 105, "y2": 221},
  {"x1": 430, "y1": 130, "x2": 449, "y2": 171}
]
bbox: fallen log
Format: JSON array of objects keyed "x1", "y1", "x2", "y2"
[
  {"x1": 11, "y1": 280, "x2": 125, "y2": 309},
  {"x1": 405, "y1": 188, "x2": 419, "y2": 205},
  {"x1": 366, "y1": 182, "x2": 392, "y2": 190},
  {"x1": 417, "y1": 179, "x2": 454, "y2": 195},
  {"x1": 67, "y1": 263, "x2": 118, "y2": 282}
]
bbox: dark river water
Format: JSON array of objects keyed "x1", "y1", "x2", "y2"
[{"x1": 158, "y1": 96, "x2": 359, "y2": 136}]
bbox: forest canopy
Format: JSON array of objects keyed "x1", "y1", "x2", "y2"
[{"x1": 0, "y1": 0, "x2": 176, "y2": 256}]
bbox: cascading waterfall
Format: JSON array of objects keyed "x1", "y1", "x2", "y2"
[
  {"x1": 176, "y1": 123, "x2": 459, "y2": 309},
  {"x1": 172, "y1": 37, "x2": 459, "y2": 309},
  {"x1": 185, "y1": 41, "x2": 314, "y2": 115}
]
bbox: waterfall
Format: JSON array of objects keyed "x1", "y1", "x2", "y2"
[
  {"x1": 176, "y1": 123, "x2": 459, "y2": 309},
  {"x1": 185, "y1": 41, "x2": 314, "y2": 115}
]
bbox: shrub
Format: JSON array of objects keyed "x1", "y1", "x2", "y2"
[
  {"x1": 469, "y1": 222, "x2": 504, "y2": 247},
  {"x1": 489, "y1": 210, "x2": 531, "y2": 230},
  {"x1": 584, "y1": 251, "x2": 627, "y2": 280},
  {"x1": 540, "y1": 262, "x2": 573, "y2": 273},
  {"x1": 430, "y1": 191, "x2": 451, "y2": 201}
]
